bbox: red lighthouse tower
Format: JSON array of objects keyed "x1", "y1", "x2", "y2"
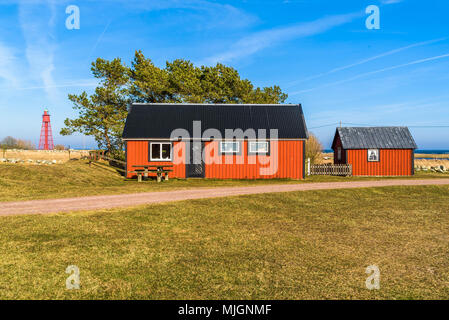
[{"x1": 38, "y1": 109, "x2": 54, "y2": 150}]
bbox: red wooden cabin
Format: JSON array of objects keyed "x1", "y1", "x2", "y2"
[
  {"x1": 332, "y1": 127, "x2": 417, "y2": 176},
  {"x1": 122, "y1": 103, "x2": 309, "y2": 180}
]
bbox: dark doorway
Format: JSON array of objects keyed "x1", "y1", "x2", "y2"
[{"x1": 186, "y1": 141, "x2": 205, "y2": 178}]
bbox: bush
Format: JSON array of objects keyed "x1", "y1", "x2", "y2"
[
  {"x1": 0, "y1": 136, "x2": 36, "y2": 150},
  {"x1": 306, "y1": 133, "x2": 323, "y2": 164},
  {"x1": 1, "y1": 136, "x2": 16, "y2": 148},
  {"x1": 108, "y1": 149, "x2": 125, "y2": 162},
  {"x1": 54, "y1": 144, "x2": 66, "y2": 150},
  {"x1": 16, "y1": 139, "x2": 36, "y2": 150}
]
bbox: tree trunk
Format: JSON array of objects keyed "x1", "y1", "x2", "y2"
[{"x1": 104, "y1": 129, "x2": 112, "y2": 153}]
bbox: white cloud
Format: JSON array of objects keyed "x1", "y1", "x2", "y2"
[
  {"x1": 287, "y1": 37, "x2": 448, "y2": 88},
  {"x1": 0, "y1": 43, "x2": 19, "y2": 86},
  {"x1": 291, "y1": 53, "x2": 449, "y2": 95},
  {"x1": 308, "y1": 95, "x2": 449, "y2": 129},
  {"x1": 18, "y1": 0, "x2": 59, "y2": 101},
  {"x1": 123, "y1": 0, "x2": 258, "y2": 30},
  {"x1": 0, "y1": 79, "x2": 99, "y2": 91},
  {"x1": 204, "y1": 12, "x2": 362, "y2": 64},
  {"x1": 381, "y1": 0, "x2": 403, "y2": 4}
]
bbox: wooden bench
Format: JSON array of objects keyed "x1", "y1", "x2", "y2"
[
  {"x1": 131, "y1": 165, "x2": 174, "y2": 182},
  {"x1": 128, "y1": 169, "x2": 147, "y2": 182},
  {"x1": 146, "y1": 169, "x2": 174, "y2": 182}
]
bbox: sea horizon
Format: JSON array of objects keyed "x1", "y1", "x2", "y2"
[{"x1": 323, "y1": 149, "x2": 449, "y2": 154}]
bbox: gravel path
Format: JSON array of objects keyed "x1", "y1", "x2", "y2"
[{"x1": 1, "y1": 179, "x2": 449, "y2": 216}]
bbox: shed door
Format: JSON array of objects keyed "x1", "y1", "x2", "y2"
[{"x1": 186, "y1": 141, "x2": 205, "y2": 178}]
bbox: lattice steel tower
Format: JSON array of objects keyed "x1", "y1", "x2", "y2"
[{"x1": 38, "y1": 109, "x2": 54, "y2": 150}]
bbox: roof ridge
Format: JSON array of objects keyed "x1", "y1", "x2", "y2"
[
  {"x1": 339, "y1": 126, "x2": 409, "y2": 128},
  {"x1": 132, "y1": 103, "x2": 300, "y2": 107},
  {"x1": 336, "y1": 126, "x2": 417, "y2": 149},
  {"x1": 123, "y1": 102, "x2": 308, "y2": 139}
]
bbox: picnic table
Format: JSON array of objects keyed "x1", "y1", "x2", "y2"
[{"x1": 129, "y1": 165, "x2": 174, "y2": 182}]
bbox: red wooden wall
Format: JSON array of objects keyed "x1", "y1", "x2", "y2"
[
  {"x1": 346, "y1": 149, "x2": 413, "y2": 176},
  {"x1": 205, "y1": 140, "x2": 304, "y2": 179},
  {"x1": 126, "y1": 140, "x2": 305, "y2": 179},
  {"x1": 126, "y1": 141, "x2": 186, "y2": 178}
]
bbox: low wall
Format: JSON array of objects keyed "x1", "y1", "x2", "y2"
[{"x1": 0, "y1": 149, "x2": 90, "y2": 163}]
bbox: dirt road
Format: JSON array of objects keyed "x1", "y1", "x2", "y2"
[{"x1": 1, "y1": 179, "x2": 449, "y2": 216}]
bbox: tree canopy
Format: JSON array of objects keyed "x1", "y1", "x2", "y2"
[
  {"x1": 1, "y1": 136, "x2": 35, "y2": 150},
  {"x1": 61, "y1": 50, "x2": 288, "y2": 152},
  {"x1": 61, "y1": 58, "x2": 129, "y2": 152}
]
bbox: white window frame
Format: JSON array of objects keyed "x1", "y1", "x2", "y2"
[
  {"x1": 150, "y1": 142, "x2": 172, "y2": 161},
  {"x1": 219, "y1": 141, "x2": 240, "y2": 154},
  {"x1": 248, "y1": 141, "x2": 269, "y2": 154},
  {"x1": 367, "y1": 149, "x2": 379, "y2": 162}
]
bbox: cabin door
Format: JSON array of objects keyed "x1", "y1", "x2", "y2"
[{"x1": 186, "y1": 141, "x2": 205, "y2": 178}]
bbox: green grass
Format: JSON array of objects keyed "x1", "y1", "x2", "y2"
[
  {"x1": 0, "y1": 160, "x2": 295, "y2": 202},
  {"x1": 0, "y1": 160, "x2": 447, "y2": 202},
  {"x1": 0, "y1": 185, "x2": 448, "y2": 299}
]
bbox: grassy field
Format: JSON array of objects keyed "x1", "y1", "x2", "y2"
[
  {"x1": 0, "y1": 160, "x2": 301, "y2": 202},
  {"x1": 0, "y1": 160, "x2": 448, "y2": 202},
  {"x1": 416, "y1": 159, "x2": 449, "y2": 168},
  {"x1": 0, "y1": 185, "x2": 448, "y2": 299}
]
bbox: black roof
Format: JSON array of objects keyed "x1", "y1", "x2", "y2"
[
  {"x1": 332, "y1": 127, "x2": 417, "y2": 150},
  {"x1": 122, "y1": 103, "x2": 308, "y2": 140}
]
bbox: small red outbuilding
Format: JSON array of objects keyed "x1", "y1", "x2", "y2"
[
  {"x1": 332, "y1": 127, "x2": 417, "y2": 176},
  {"x1": 122, "y1": 103, "x2": 309, "y2": 180}
]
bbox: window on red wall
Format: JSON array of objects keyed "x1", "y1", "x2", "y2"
[
  {"x1": 219, "y1": 141, "x2": 240, "y2": 154},
  {"x1": 337, "y1": 147, "x2": 342, "y2": 161},
  {"x1": 248, "y1": 141, "x2": 269, "y2": 155},
  {"x1": 149, "y1": 142, "x2": 172, "y2": 161},
  {"x1": 368, "y1": 149, "x2": 379, "y2": 162}
]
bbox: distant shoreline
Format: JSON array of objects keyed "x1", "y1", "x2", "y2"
[
  {"x1": 415, "y1": 150, "x2": 449, "y2": 155},
  {"x1": 323, "y1": 149, "x2": 449, "y2": 155}
]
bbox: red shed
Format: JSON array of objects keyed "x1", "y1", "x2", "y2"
[
  {"x1": 122, "y1": 103, "x2": 309, "y2": 180},
  {"x1": 332, "y1": 127, "x2": 417, "y2": 176}
]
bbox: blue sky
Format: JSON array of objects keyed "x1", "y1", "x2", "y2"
[{"x1": 0, "y1": 0, "x2": 448, "y2": 149}]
